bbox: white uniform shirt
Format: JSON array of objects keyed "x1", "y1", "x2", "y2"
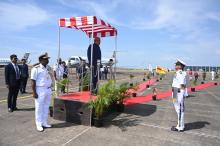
[
  {"x1": 31, "y1": 64, "x2": 52, "y2": 87},
  {"x1": 172, "y1": 70, "x2": 186, "y2": 88},
  {"x1": 53, "y1": 64, "x2": 64, "y2": 79}
]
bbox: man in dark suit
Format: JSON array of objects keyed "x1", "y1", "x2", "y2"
[
  {"x1": 87, "y1": 37, "x2": 101, "y2": 94},
  {"x1": 5, "y1": 54, "x2": 21, "y2": 112},
  {"x1": 19, "y1": 59, "x2": 29, "y2": 94}
]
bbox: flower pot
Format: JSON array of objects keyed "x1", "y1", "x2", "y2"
[
  {"x1": 201, "y1": 81, "x2": 204, "y2": 84},
  {"x1": 132, "y1": 93, "x2": 137, "y2": 97},
  {"x1": 143, "y1": 78, "x2": 146, "y2": 81},
  {"x1": 152, "y1": 95, "x2": 157, "y2": 101},
  {"x1": 93, "y1": 117, "x2": 103, "y2": 127},
  {"x1": 49, "y1": 106, "x2": 53, "y2": 117},
  {"x1": 214, "y1": 82, "x2": 218, "y2": 85},
  {"x1": 146, "y1": 85, "x2": 150, "y2": 88},
  {"x1": 130, "y1": 83, "x2": 133, "y2": 87},
  {"x1": 116, "y1": 103, "x2": 125, "y2": 112},
  {"x1": 191, "y1": 88, "x2": 195, "y2": 92}
]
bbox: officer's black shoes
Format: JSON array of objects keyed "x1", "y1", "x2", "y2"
[
  {"x1": 171, "y1": 126, "x2": 185, "y2": 132},
  {"x1": 171, "y1": 126, "x2": 178, "y2": 132}
]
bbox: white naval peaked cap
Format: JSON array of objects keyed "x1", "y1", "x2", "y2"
[{"x1": 176, "y1": 59, "x2": 186, "y2": 66}]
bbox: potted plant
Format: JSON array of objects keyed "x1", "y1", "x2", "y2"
[
  {"x1": 147, "y1": 72, "x2": 151, "y2": 79},
  {"x1": 88, "y1": 80, "x2": 115, "y2": 127},
  {"x1": 82, "y1": 72, "x2": 90, "y2": 91},
  {"x1": 152, "y1": 88, "x2": 157, "y2": 101},
  {"x1": 190, "y1": 80, "x2": 197, "y2": 92},
  {"x1": 143, "y1": 72, "x2": 146, "y2": 81},
  {"x1": 129, "y1": 74, "x2": 134, "y2": 87},
  {"x1": 114, "y1": 82, "x2": 132, "y2": 112}
]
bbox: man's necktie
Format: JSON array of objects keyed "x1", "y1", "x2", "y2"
[{"x1": 15, "y1": 65, "x2": 20, "y2": 80}]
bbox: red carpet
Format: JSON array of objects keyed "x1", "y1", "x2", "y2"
[
  {"x1": 136, "y1": 78, "x2": 156, "y2": 92},
  {"x1": 124, "y1": 81, "x2": 220, "y2": 106},
  {"x1": 58, "y1": 81, "x2": 219, "y2": 105}
]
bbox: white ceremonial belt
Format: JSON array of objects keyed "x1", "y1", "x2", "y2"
[{"x1": 36, "y1": 86, "x2": 51, "y2": 89}]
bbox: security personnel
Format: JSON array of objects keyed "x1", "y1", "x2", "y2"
[
  {"x1": 31, "y1": 53, "x2": 52, "y2": 132},
  {"x1": 87, "y1": 37, "x2": 101, "y2": 94},
  {"x1": 171, "y1": 59, "x2": 187, "y2": 132}
]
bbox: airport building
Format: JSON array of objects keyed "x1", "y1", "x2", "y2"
[{"x1": 185, "y1": 66, "x2": 220, "y2": 72}]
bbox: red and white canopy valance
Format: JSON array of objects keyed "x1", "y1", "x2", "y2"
[{"x1": 59, "y1": 16, "x2": 117, "y2": 38}]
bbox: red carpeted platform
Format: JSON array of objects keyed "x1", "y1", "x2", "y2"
[
  {"x1": 58, "y1": 91, "x2": 96, "y2": 103},
  {"x1": 58, "y1": 79, "x2": 156, "y2": 102}
]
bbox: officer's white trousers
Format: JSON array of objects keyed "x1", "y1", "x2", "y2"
[
  {"x1": 35, "y1": 87, "x2": 52, "y2": 127},
  {"x1": 211, "y1": 75, "x2": 214, "y2": 81},
  {"x1": 184, "y1": 88, "x2": 188, "y2": 97},
  {"x1": 173, "y1": 90, "x2": 185, "y2": 130}
]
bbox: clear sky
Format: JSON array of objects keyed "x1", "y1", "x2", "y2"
[{"x1": 0, "y1": 0, "x2": 220, "y2": 68}]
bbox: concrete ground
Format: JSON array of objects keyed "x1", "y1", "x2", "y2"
[{"x1": 0, "y1": 69, "x2": 220, "y2": 146}]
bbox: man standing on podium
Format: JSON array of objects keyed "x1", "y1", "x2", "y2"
[{"x1": 87, "y1": 37, "x2": 102, "y2": 95}]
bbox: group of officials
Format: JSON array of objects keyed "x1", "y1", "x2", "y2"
[
  {"x1": 5, "y1": 37, "x2": 189, "y2": 132},
  {"x1": 5, "y1": 37, "x2": 102, "y2": 132}
]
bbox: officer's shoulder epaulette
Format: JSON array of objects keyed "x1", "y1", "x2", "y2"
[{"x1": 33, "y1": 63, "x2": 40, "y2": 68}]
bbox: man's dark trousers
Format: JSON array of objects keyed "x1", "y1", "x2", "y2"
[
  {"x1": 20, "y1": 77, "x2": 28, "y2": 93},
  {"x1": 8, "y1": 80, "x2": 20, "y2": 110}
]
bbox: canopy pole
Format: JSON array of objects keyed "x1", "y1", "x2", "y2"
[
  {"x1": 58, "y1": 27, "x2": 61, "y2": 62},
  {"x1": 114, "y1": 35, "x2": 117, "y2": 82},
  {"x1": 56, "y1": 26, "x2": 61, "y2": 96},
  {"x1": 90, "y1": 22, "x2": 94, "y2": 96}
]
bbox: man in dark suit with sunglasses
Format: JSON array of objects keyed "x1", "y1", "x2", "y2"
[{"x1": 5, "y1": 54, "x2": 21, "y2": 112}]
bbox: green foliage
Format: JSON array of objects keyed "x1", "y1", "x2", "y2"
[
  {"x1": 88, "y1": 80, "x2": 116, "y2": 118},
  {"x1": 82, "y1": 72, "x2": 90, "y2": 91},
  {"x1": 57, "y1": 78, "x2": 71, "y2": 88},
  {"x1": 114, "y1": 82, "x2": 132, "y2": 103},
  {"x1": 88, "y1": 80, "x2": 132, "y2": 118}
]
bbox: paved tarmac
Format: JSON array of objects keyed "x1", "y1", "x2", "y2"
[{"x1": 0, "y1": 69, "x2": 220, "y2": 146}]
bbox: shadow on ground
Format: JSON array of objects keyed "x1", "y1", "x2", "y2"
[
  {"x1": 104, "y1": 104, "x2": 157, "y2": 131},
  {"x1": 185, "y1": 121, "x2": 210, "y2": 131},
  {"x1": 17, "y1": 107, "x2": 35, "y2": 111},
  {"x1": 51, "y1": 122, "x2": 76, "y2": 128}
]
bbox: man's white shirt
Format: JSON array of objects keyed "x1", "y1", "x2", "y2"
[
  {"x1": 53, "y1": 64, "x2": 64, "y2": 79},
  {"x1": 172, "y1": 70, "x2": 186, "y2": 88}
]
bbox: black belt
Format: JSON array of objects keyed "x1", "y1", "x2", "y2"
[{"x1": 172, "y1": 87, "x2": 180, "y2": 93}]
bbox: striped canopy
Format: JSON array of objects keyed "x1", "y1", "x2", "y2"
[{"x1": 59, "y1": 16, "x2": 117, "y2": 38}]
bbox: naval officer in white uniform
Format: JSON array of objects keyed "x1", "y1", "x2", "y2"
[
  {"x1": 171, "y1": 59, "x2": 187, "y2": 132},
  {"x1": 31, "y1": 53, "x2": 52, "y2": 132}
]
